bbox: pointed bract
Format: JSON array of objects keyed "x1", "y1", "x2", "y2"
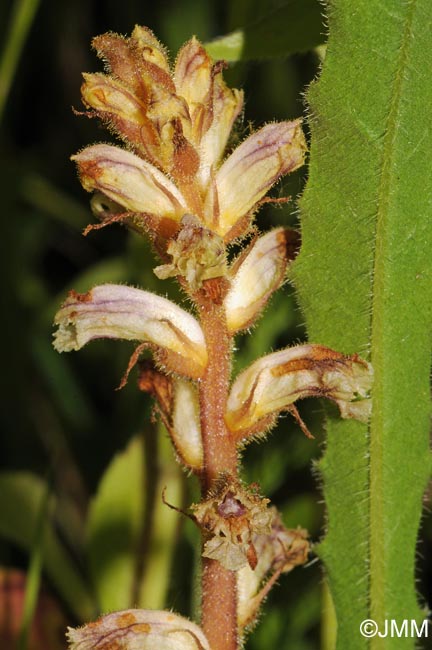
[
  {"x1": 53, "y1": 284, "x2": 207, "y2": 372},
  {"x1": 175, "y1": 38, "x2": 213, "y2": 111}
]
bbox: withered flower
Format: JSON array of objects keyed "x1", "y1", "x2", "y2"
[
  {"x1": 237, "y1": 510, "x2": 310, "y2": 629},
  {"x1": 192, "y1": 477, "x2": 273, "y2": 571}
]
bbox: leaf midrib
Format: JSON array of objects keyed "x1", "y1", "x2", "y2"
[{"x1": 369, "y1": 0, "x2": 418, "y2": 636}]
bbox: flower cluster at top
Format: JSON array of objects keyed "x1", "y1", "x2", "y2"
[{"x1": 71, "y1": 25, "x2": 306, "y2": 251}]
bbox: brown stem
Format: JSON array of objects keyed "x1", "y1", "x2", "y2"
[{"x1": 196, "y1": 281, "x2": 238, "y2": 650}]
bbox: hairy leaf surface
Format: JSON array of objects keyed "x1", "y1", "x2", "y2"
[{"x1": 292, "y1": 1, "x2": 432, "y2": 647}]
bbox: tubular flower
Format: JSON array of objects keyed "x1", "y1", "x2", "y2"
[
  {"x1": 225, "y1": 344, "x2": 373, "y2": 438},
  {"x1": 74, "y1": 25, "x2": 306, "y2": 243},
  {"x1": 53, "y1": 284, "x2": 207, "y2": 378},
  {"x1": 67, "y1": 609, "x2": 210, "y2": 650}
]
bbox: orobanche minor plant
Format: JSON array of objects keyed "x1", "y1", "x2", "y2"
[{"x1": 53, "y1": 26, "x2": 372, "y2": 650}]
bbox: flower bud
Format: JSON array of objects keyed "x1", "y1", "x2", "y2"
[
  {"x1": 174, "y1": 37, "x2": 243, "y2": 188},
  {"x1": 174, "y1": 38, "x2": 213, "y2": 116},
  {"x1": 53, "y1": 284, "x2": 207, "y2": 375},
  {"x1": 131, "y1": 25, "x2": 171, "y2": 73},
  {"x1": 225, "y1": 228, "x2": 299, "y2": 333},
  {"x1": 226, "y1": 344, "x2": 372, "y2": 436},
  {"x1": 92, "y1": 31, "x2": 173, "y2": 97},
  {"x1": 81, "y1": 72, "x2": 146, "y2": 122},
  {"x1": 67, "y1": 609, "x2": 210, "y2": 650},
  {"x1": 197, "y1": 75, "x2": 243, "y2": 188}
]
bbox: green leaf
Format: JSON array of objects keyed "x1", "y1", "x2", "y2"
[
  {"x1": 0, "y1": 472, "x2": 95, "y2": 621},
  {"x1": 0, "y1": 0, "x2": 41, "y2": 121},
  {"x1": 137, "y1": 430, "x2": 183, "y2": 610},
  {"x1": 292, "y1": 1, "x2": 432, "y2": 647},
  {"x1": 205, "y1": 0, "x2": 324, "y2": 62},
  {"x1": 86, "y1": 434, "x2": 145, "y2": 612},
  {"x1": 17, "y1": 480, "x2": 50, "y2": 650}
]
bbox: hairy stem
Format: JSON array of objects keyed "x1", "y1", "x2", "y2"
[{"x1": 196, "y1": 283, "x2": 238, "y2": 650}]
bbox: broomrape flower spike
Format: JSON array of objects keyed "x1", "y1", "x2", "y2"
[{"x1": 57, "y1": 25, "x2": 372, "y2": 650}]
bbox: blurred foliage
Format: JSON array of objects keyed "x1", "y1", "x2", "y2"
[{"x1": 1, "y1": 1, "x2": 428, "y2": 649}]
